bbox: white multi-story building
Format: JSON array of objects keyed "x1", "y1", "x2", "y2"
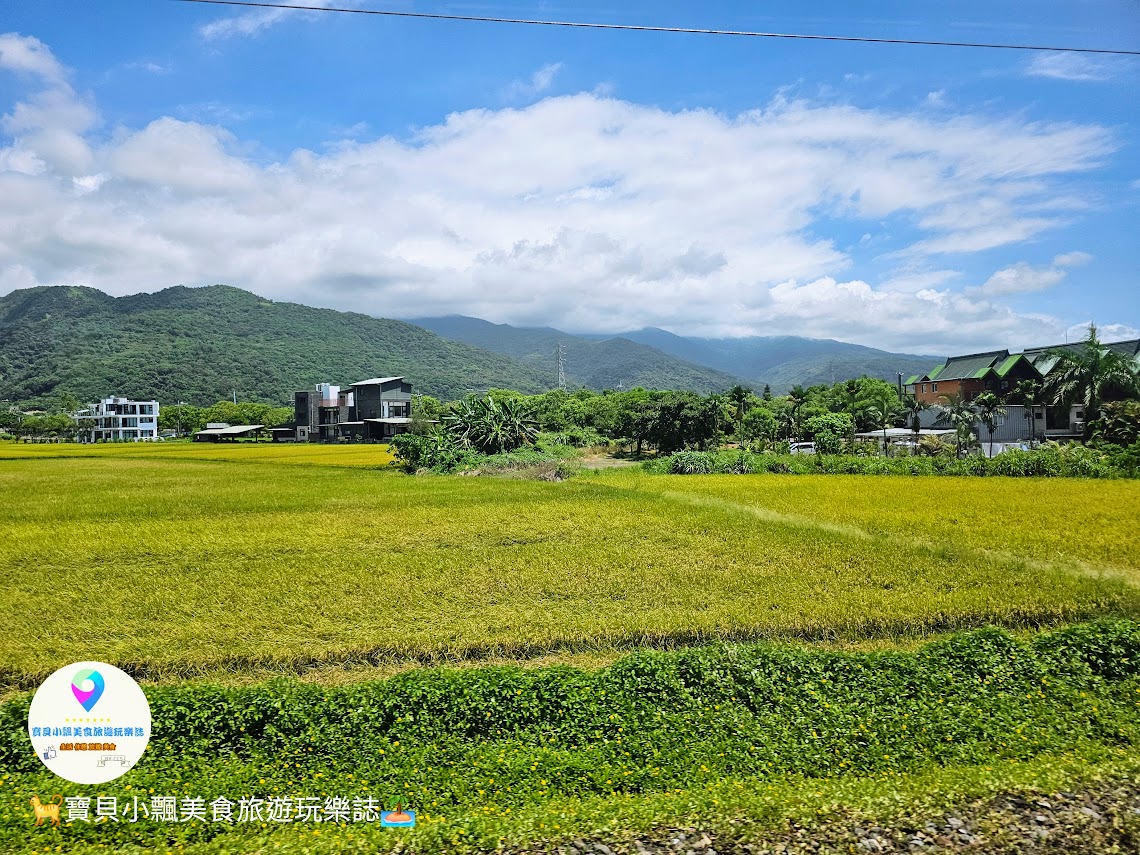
[{"x1": 75, "y1": 396, "x2": 160, "y2": 442}]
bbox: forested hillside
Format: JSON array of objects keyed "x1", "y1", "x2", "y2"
[{"x1": 0, "y1": 285, "x2": 552, "y2": 406}]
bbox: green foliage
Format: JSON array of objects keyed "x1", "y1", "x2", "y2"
[
  {"x1": 1043, "y1": 323, "x2": 1140, "y2": 440},
  {"x1": 1094, "y1": 400, "x2": 1140, "y2": 447},
  {"x1": 1, "y1": 623, "x2": 1139, "y2": 853},
  {"x1": 741, "y1": 405, "x2": 778, "y2": 444},
  {"x1": 803, "y1": 412, "x2": 854, "y2": 454},
  {"x1": 445, "y1": 395, "x2": 539, "y2": 454},
  {"x1": 668, "y1": 450, "x2": 715, "y2": 474},
  {"x1": 390, "y1": 431, "x2": 480, "y2": 473},
  {"x1": 651, "y1": 445, "x2": 1132, "y2": 479}
]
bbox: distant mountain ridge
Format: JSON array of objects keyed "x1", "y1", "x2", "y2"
[
  {"x1": 608, "y1": 328, "x2": 944, "y2": 392},
  {"x1": 411, "y1": 316, "x2": 943, "y2": 393},
  {"x1": 0, "y1": 285, "x2": 555, "y2": 405},
  {"x1": 408, "y1": 315, "x2": 745, "y2": 394},
  {"x1": 0, "y1": 284, "x2": 945, "y2": 408}
]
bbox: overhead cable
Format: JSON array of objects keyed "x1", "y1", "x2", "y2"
[{"x1": 172, "y1": 0, "x2": 1140, "y2": 56}]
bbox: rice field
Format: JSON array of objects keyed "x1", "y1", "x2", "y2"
[
  {"x1": 3, "y1": 443, "x2": 1140, "y2": 853},
  {"x1": 1, "y1": 445, "x2": 1137, "y2": 687}
]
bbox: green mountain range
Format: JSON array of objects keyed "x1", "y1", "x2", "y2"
[
  {"x1": 407, "y1": 315, "x2": 744, "y2": 394},
  {"x1": 411, "y1": 316, "x2": 943, "y2": 394},
  {"x1": 0, "y1": 284, "x2": 944, "y2": 409},
  {"x1": 0, "y1": 285, "x2": 554, "y2": 406}
]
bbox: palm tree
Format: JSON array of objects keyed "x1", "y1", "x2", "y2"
[
  {"x1": 786, "y1": 385, "x2": 808, "y2": 440},
  {"x1": 1042, "y1": 323, "x2": 1140, "y2": 441},
  {"x1": 1012, "y1": 379, "x2": 1044, "y2": 443},
  {"x1": 972, "y1": 391, "x2": 1006, "y2": 458},
  {"x1": 901, "y1": 394, "x2": 929, "y2": 451},
  {"x1": 842, "y1": 379, "x2": 862, "y2": 443},
  {"x1": 727, "y1": 385, "x2": 752, "y2": 448},
  {"x1": 866, "y1": 388, "x2": 904, "y2": 457},
  {"x1": 937, "y1": 392, "x2": 977, "y2": 459}
]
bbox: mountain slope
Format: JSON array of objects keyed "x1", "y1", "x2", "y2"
[
  {"x1": 610, "y1": 328, "x2": 943, "y2": 392},
  {"x1": 408, "y1": 316, "x2": 745, "y2": 393},
  {"x1": 0, "y1": 285, "x2": 553, "y2": 405}
]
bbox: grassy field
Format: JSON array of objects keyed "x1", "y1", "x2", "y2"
[{"x1": 1, "y1": 444, "x2": 1138, "y2": 853}]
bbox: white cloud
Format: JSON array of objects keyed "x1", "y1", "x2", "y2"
[
  {"x1": 505, "y1": 63, "x2": 563, "y2": 101},
  {"x1": 925, "y1": 90, "x2": 947, "y2": 107},
  {"x1": 0, "y1": 33, "x2": 95, "y2": 176},
  {"x1": 1052, "y1": 250, "x2": 1092, "y2": 267},
  {"x1": 979, "y1": 262, "x2": 1067, "y2": 296},
  {"x1": 0, "y1": 35, "x2": 1121, "y2": 353},
  {"x1": 974, "y1": 250, "x2": 1092, "y2": 298},
  {"x1": 0, "y1": 32, "x2": 65, "y2": 82},
  {"x1": 1026, "y1": 53, "x2": 1114, "y2": 82},
  {"x1": 1065, "y1": 322, "x2": 1140, "y2": 342},
  {"x1": 198, "y1": 0, "x2": 341, "y2": 40}
]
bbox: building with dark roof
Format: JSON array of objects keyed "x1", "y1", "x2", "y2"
[
  {"x1": 905, "y1": 338, "x2": 1140, "y2": 446},
  {"x1": 904, "y1": 350, "x2": 1041, "y2": 406},
  {"x1": 293, "y1": 377, "x2": 413, "y2": 442}
]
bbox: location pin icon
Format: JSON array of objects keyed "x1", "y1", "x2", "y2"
[{"x1": 71, "y1": 669, "x2": 105, "y2": 713}]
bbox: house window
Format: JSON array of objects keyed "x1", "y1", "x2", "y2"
[
  {"x1": 1000, "y1": 380, "x2": 1008, "y2": 390},
  {"x1": 921, "y1": 384, "x2": 927, "y2": 393},
  {"x1": 931, "y1": 383, "x2": 938, "y2": 392}
]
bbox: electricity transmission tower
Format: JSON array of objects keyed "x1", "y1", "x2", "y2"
[{"x1": 556, "y1": 344, "x2": 566, "y2": 390}]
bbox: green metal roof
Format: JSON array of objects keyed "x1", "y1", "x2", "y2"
[
  {"x1": 933, "y1": 350, "x2": 1008, "y2": 382},
  {"x1": 904, "y1": 375, "x2": 920, "y2": 385},
  {"x1": 927, "y1": 364, "x2": 944, "y2": 381}
]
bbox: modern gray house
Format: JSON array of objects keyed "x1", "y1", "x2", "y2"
[{"x1": 293, "y1": 377, "x2": 413, "y2": 442}]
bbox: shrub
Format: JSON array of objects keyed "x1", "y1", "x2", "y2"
[
  {"x1": 390, "y1": 432, "x2": 480, "y2": 473},
  {"x1": 803, "y1": 412, "x2": 854, "y2": 455},
  {"x1": 668, "y1": 450, "x2": 715, "y2": 474}
]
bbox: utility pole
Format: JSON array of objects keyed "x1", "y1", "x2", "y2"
[
  {"x1": 232, "y1": 390, "x2": 238, "y2": 404},
  {"x1": 556, "y1": 344, "x2": 566, "y2": 390}
]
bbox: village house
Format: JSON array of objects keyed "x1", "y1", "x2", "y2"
[
  {"x1": 74, "y1": 396, "x2": 160, "y2": 442},
  {"x1": 905, "y1": 338, "x2": 1140, "y2": 447},
  {"x1": 292, "y1": 377, "x2": 413, "y2": 442}
]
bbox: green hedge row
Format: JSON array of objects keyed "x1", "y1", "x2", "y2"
[
  {"x1": 2, "y1": 622, "x2": 1138, "y2": 851},
  {"x1": 3, "y1": 621, "x2": 1138, "y2": 785},
  {"x1": 646, "y1": 444, "x2": 1139, "y2": 478}
]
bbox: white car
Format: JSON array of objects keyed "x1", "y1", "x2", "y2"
[{"x1": 789, "y1": 442, "x2": 816, "y2": 455}]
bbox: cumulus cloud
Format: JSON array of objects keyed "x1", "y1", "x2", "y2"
[
  {"x1": 979, "y1": 262, "x2": 1067, "y2": 296},
  {"x1": 0, "y1": 32, "x2": 66, "y2": 82},
  {"x1": 0, "y1": 34, "x2": 1122, "y2": 352},
  {"x1": 0, "y1": 33, "x2": 95, "y2": 176},
  {"x1": 975, "y1": 250, "x2": 1093, "y2": 297}
]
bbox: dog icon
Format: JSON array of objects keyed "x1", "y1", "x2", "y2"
[{"x1": 30, "y1": 794, "x2": 62, "y2": 827}]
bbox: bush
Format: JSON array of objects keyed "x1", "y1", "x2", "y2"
[
  {"x1": 668, "y1": 450, "x2": 715, "y2": 474},
  {"x1": 803, "y1": 412, "x2": 854, "y2": 455},
  {"x1": 536, "y1": 427, "x2": 607, "y2": 449},
  {"x1": 390, "y1": 432, "x2": 481, "y2": 473}
]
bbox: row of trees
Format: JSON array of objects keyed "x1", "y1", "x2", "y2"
[{"x1": 399, "y1": 326, "x2": 1139, "y2": 460}]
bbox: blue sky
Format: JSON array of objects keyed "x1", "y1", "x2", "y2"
[{"x1": 1, "y1": 0, "x2": 1137, "y2": 353}]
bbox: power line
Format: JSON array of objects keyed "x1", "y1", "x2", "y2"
[{"x1": 172, "y1": 0, "x2": 1140, "y2": 56}]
